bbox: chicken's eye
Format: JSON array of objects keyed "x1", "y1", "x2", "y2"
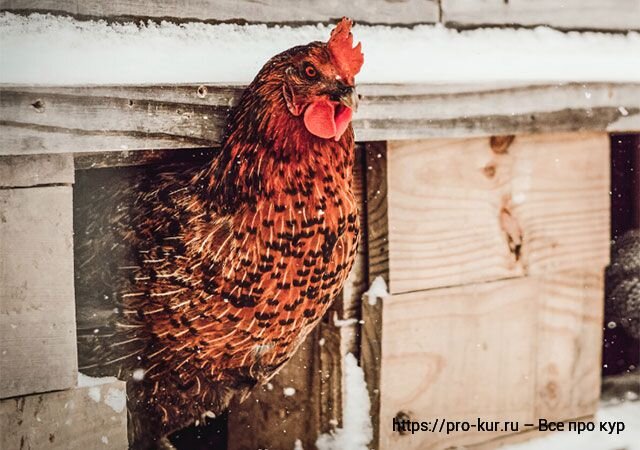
[{"x1": 303, "y1": 63, "x2": 318, "y2": 79}]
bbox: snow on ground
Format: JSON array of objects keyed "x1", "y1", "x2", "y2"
[
  {"x1": 503, "y1": 400, "x2": 640, "y2": 450},
  {"x1": 1, "y1": 12, "x2": 639, "y2": 85},
  {"x1": 316, "y1": 353, "x2": 372, "y2": 450}
]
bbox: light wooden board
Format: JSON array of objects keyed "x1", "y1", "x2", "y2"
[
  {"x1": 0, "y1": 0, "x2": 439, "y2": 24},
  {"x1": 442, "y1": 0, "x2": 640, "y2": 31},
  {"x1": 1, "y1": 82, "x2": 638, "y2": 155},
  {"x1": 0, "y1": 380, "x2": 128, "y2": 449},
  {"x1": 379, "y1": 271, "x2": 604, "y2": 450},
  {"x1": 0, "y1": 153, "x2": 73, "y2": 187},
  {"x1": 535, "y1": 269, "x2": 604, "y2": 421},
  {"x1": 386, "y1": 132, "x2": 609, "y2": 294},
  {"x1": 0, "y1": 185, "x2": 76, "y2": 398}
]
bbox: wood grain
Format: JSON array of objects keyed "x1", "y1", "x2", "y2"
[
  {"x1": 0, "y1": 153, "x2": 73, "y2": 187},
  {"x1": 0, "y1": 184, "x2": 76, "y2": 399},
  {"x1": 340, "y1": 144, "x2": 367, "y2": 358},
  {"x1": 0, "y1": 0, "x2": 439, "y2": 24},
  {"x1": 360, "y1": 141, "x2": 389, "y2": 450},
  {"x1": 380, "y1": 277, "x2": 538, "y2": 450},
  {"x1": 535, "y1": 269, "x2": 604, "y2": 421},
  {"x1": 1, "y1": 82, "x2": 638, "y2": 156},
  {"x1": 442, "y1": 0, "x2": 640, "y2": 31},
  {"x1": 379, "y1": 270, "x2": 604, "y2": 450},
  {"x1": 386, "y1": 132, "x2": 610, "y2": 294},
  {"x1": 227, "y1": 329, "x2": 328, "y2": 450},
  {"x1": 0, "y1": 381, "x2": 128, "y2": 449}
]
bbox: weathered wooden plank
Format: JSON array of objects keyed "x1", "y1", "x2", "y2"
[
  {"x1": 0, "y1": 0, "x2": 439, "y2": 24},
  {"x1": 1, "y1": 82, "x2": 638, "y2": 155},
  {"x1": 339, "y1": 144, "x2": 367, "y2": 358},
  {"x1": 0, "y1": 153, "x2": 73, "y2": 187},
  {"x1": 379, "y1": 270, "x2": 604, "y2": 450},
  {"x1": 442, "y1": 0, "x2": 640, "y2": 31},
  {"x1": 0, "y1": 380, "x2": 128, "y2": 449},
  {"x1": 361, "y1": 141, "x2": 389, "y2": 450},
  {"x1": 0, "y1": 185, "x2": 76, "y2": 398},
  {"x1": 386, "y1": 132, "x2": 609, "y2": 294},
  {"x1": 227, "y1": 331, "x2": 324, "y2": 450}
]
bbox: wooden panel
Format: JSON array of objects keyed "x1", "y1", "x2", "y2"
[
  {"x1": 442, "y1": 0, "x2": 640, "y2": 31},
  {"x1": 380, "y1": 277, "x2": 537, "y2": 450},
  {"x1": 0, "y1": 153, "x2": 73, "y2": 187},
  {"x1": 227, "y1": 330, "x2": 327, "y2": 450},
  {"x1": 379, "y1": 270, "x2": 604, "y2": 450},
  {"x1": 535, "y1": 269, "x2": 604, "y2": 421},
  {"x1": 1, "y1": 82, "x2": 638, "y2": 155},
  {"x1": 0, "y1": 380, "x2": 128, "y2": 449},
  {"x1": 339, "y1": 144, "x2": 368, "y2": 357},
  {"x1": 0, "y1": 185, "x2": 76, "y2": 398},
  {"x1": 386, "y1": 132, "x2": 609, "y2": 294},
  {"x1": 0, "y1": 0, "x2": 439, "y2": 24},
  {"x1": 361, "y1": 142, "x2": 389, "y2": 450}
]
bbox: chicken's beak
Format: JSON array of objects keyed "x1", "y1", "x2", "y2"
[{"x1": 338, "y1": 87, "x2": 359, "y2": 112}]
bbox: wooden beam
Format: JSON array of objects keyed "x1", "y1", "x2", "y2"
[
  {"x1": 361, "y1": 141, "x2": 389, "y2": 450},
  {"x1": 442, "y1": 0, "x2": 640, "y2": 31},
  {"x1": 385, "y1": 132, "x2": 610, "y2": 294},
  {"x1": 1, "y1": 82, "x2": 638, "y2": 156},
  {"x1": 0, "y1": 0, "x2": 439, "y2": 24}
]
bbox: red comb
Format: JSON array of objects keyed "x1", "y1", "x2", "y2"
[{"x1": 327, "y1": 17, "x2": 364, "y2": 83}]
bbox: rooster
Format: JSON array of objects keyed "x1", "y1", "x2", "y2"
[{"x1": 75, "y1": 18, "x2": 363, "y2": 449}]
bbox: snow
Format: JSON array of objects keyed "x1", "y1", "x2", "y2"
[
  {"x1": 104, "y1": 386, "x2": 126, "y2": 413},
  {"x1": 365, "y1": 276, "x2": 389, "y2": 306},
  {"x1": 316, "y1": 353, "x2": 372, "y2": 450},
  {"x1": 1, "y1": 13, "x2": 639, "y2": 85},
  {"x1": 87, "y1": 387, "x2": 101, "y2": 403},
  {"x1": 132, "y1": 368, "x2": 145, "y2": 381},
  {"x1": 293, "y1": 438, "x2": 304, "y2": 450},
  {"x1": 283, "y1": 387, "x2": 296, "y2": 397},
  {"x1": 77, "y1": 372, "x2": 125, "y2": 412},
  {"x1": 77, "y1": 372, "x2": 118, "y2": 387},
  {"x1": 333, "y1": 312, "x2": 358, "y2": 328},
  {"x1": 503, "y1": 400, "x2": 640, "y2": 450}
]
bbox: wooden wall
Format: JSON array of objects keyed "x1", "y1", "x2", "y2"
[
  {"x1": 0, "y1": 0, "x2": 439, "y2": 24},
  {"x1": 0, "y1": 82, "x2": 632, "y2": 449},
  {"x1": 0, "y1": 154, "x2": 128, "y2": 449},
  {"x1": 2, "y1": 0, "x2": 638, "y2": 30},
  {"x1": 366, "y1": 132, "x2": 610, "y2": 450},
  {"x1": 2, "y1": 83, "x2": 638, "y2": 156},
  {"x1": 442, "y1": 0, "x2": 640, "y2": 31}
]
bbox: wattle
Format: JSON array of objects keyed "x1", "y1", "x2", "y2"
[{"x1": 303, "y1": 100, "x2": 353, "y2": 141}]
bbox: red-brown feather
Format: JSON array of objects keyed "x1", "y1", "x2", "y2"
[{"x1": 76, "y1": 18, "x2": 362, "y2": 449}]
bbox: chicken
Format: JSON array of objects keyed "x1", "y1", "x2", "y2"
[{"x1": 75, "y1": 18, "x2": 364, "y2": 449}]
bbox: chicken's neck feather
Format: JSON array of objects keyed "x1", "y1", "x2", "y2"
[{"x1": 199, "y1": 77, "x2": 355, "y2": 214}]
